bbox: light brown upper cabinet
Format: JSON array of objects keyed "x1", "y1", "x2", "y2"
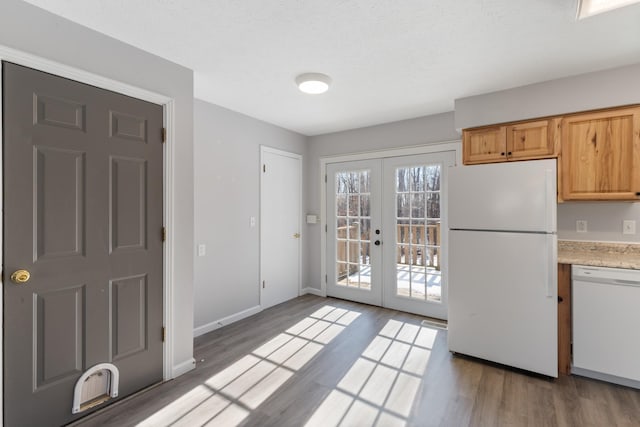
[
  {"x1": 463, "y1": 119, "x2": 557, "y2": 165},
  {"x1": 561, "y1": 106, "x2": 640, "y2": 201},
  {"x1": 506, "y1": 119, "x2": 557, "y2": 161},
  {"x1": 462, "y1": 126, "x2": 506, "y2": 164}
]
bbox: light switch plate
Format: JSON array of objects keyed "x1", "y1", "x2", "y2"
[
  {"x1": 198, "y1": 244, "x2": 206, "y2": 256},
  {"x1": 576, "y1": 220, "x2": 588, "y2": 233},
  {"x1": 623, "y1": 220, "x2": 636, "y2": 235}
]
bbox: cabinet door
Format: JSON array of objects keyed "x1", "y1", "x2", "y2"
[
  {"x1": 557, "y1": 264, "x2": 571, "y2": 375},
  {"x1": 561, "y1": 107, "x2": 640, "y2": 200},
  {"x1": 506, "y1": 120, "x2": 555, "y2": 160},
  {"x1": 462, "y1": 126, "x2": 506, "y2": 164}
]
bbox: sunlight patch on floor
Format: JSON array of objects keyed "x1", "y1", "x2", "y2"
[
  {"x1": 305, "y1": 319, "x2": 440, "y2": 427},
  {"x1": 137, "y1": 305, "x2": 361, "y2": 427}
]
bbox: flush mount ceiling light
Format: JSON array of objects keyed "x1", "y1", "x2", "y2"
[
  {"x1": 577, "y1": 0, "x2": 640, "y2": 19},
  {"x1": 295, "y1": 73, "x2": 331, "y2": 94}
]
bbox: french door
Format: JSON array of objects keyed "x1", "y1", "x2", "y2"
[
  {"x1": 326, "y1": 152, "x2": 455, "y2": 319},
  {"x1": 327, "y1": 160, "x2": 383, "y2": 306}
]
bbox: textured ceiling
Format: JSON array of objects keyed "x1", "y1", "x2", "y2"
[{"x1": 22, "y1": 0, "x2": 640, "y2": 135}]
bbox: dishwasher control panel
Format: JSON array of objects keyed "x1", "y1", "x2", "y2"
[{"x1": 572, "y1": 265, "x2": 640, "y2": 283}]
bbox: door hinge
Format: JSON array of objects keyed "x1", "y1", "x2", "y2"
[
  {"x1": 325, "y1": 224, "x2": 328, "y2": 232},
  {"x1": 161, "y1": 128, "x2": 166, "y2": 143},
  {"x1": 162, "y1": 227, "x2": 166, "y2": 242},
  {"x1": 263, "y1": 164, "x2": 266, "y2": 173},
  {"x1": 262, "y1": 280, "x2": 266, "y2": 289},
  {"x1": 325, "y1": 174, "x2": 327, "y2": 183},
  {"x1": 162, "y1": 326, "x2": 166, "y2": 342}
]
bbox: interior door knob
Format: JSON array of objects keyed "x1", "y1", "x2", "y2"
[
  {"x1": 374, "y1": 240, "x2": 381, "y2": 246},
  {"x1": 293, "y1": 233, "x2": 301, "y2": 239},
  {"x1": 10, "y1": 269, "x2": 30, "y2": 284}
]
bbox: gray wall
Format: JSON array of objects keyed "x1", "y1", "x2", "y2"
[
  {"x1": 305, "y1": 112, "x2": 460, "y2": 290},
  {"x1": 558, "y1": 203, "x2": 640, "y2": 243},
  {"x1": 1, "y1": 0, "x2": 195, "y2": 374},
  {"x1": 453, "y1": 62, "x2": 640, "y2": 244},
  {"x1": 193, "y1": 100, "x2": 307, "y2": 331},
  {"x1": 454, "y1": 62, "x2": 640, "y2": 130}
]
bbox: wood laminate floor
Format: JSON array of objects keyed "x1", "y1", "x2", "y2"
[{"x1": 74, "y1": 295, "x2": 640, "y2": 427}]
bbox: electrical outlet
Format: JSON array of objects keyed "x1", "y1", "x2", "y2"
[
  {"x1": 623, "y1": 220, "x2": 636, "y2": 235},
  {"x1": 250, "y1": 216, "x2": 256, "y2": 227},
  {"x1": 576, "y1": 220, "x2": 588, "y2": 233}
]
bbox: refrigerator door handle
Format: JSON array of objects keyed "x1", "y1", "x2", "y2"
[
  {"x1": 546, "y1": 236, "x2": 557, "y2": 298},
  {"x1": 544, "y1": 168, "x2": 556, "y2": 233}
]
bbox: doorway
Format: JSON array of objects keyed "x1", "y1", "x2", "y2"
[
  {"x1": 2, "y1": 62, "x2": 165, "y2": 426},
  {"x1": 326, "y1": 151, "x2": 456, "y2": 319},
  {"x1": 260, "y1": 146, "x2": 302, "y2": 309}
]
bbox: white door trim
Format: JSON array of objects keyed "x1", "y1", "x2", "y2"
[
  {"x1": 0, "y1": 45, "x2": 179, "y2": 425},
  {"x1": 320, "y1": 141, "x2": 461, "y2": 297},
  {"x1": 259, "y1": 145, "x2": 303, "y2": 306}
]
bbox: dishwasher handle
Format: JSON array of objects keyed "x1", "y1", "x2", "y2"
[{"x1": 614, "y1": 279, "x2": 640, "y2": 287}]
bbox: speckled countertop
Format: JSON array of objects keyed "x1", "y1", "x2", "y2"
[{"x1": 558, "y1": 240, "x2": 640, "y2": 270}]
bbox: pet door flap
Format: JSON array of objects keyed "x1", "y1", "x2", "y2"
[{"x1": 72, "y1": 363, "x2": 119, "y2": 414}]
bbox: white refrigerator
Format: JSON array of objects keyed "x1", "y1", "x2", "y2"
[{"x1": 448, "y1": 159, "x2": 558, "y2": 377}]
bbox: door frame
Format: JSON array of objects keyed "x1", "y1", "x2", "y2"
[
  {"x1": 259, "y1": 145, "x2": 303, "y2": 306},
  {"x1": 0, "y1": 44, "x2": 178, "y2": 419},
  {"x1": 319, "y1": 141, "x2": 461, "y2": 300}
]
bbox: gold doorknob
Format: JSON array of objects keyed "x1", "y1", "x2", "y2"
[
  {"x1": 10, "y1": 269, "x2": 30, "y2": 284},
  {"x1": 293, "y1": 233, "x2": 301, "y2": 239}
]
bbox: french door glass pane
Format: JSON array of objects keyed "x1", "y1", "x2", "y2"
[
  {"x1": 335, "y1": 170, "x2": 371, "y2": 290},
  {"x1": 395, "y1": 165, "x2": 442, "y2": 302}
]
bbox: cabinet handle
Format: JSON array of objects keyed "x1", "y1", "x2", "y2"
[
  {"x1": 501, "y1": 152, "x2": 506, "y2": 156},
  {"x1": 636, "y1": 192, "x2": 640, "y2": 196},
  {"x1": 507, "y1": 151, "x2": 512, "y2": 156}
]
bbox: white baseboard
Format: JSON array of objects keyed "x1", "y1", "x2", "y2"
[
  {"x1": 172, "y1": 358, "x2": 196, "y2": 378},
  {"x1": 193, "y1": 305, "x2": 262, "y2": 337},
  {"x1": 301, "y1": 287, "x2": 325, "y2": 297}
]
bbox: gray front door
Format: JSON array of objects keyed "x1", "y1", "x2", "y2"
[{"x1": 3, "y1": 62, "x2": 164, "y2": 426}]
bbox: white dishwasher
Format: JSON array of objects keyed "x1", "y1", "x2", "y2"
[{"x1": 572, "y1": 265, "x2": 640, "y2": 388}]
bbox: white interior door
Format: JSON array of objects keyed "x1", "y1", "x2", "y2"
[
  {"x1": 260, "y1": 147, "x2": 301, "y2": 309},
  {"x1": 382, "y1": 152, "x2": 456, "y2": 319},
  {"x1": 326, "y1": 160, "x2": 383, "y2": 306},
  {"x1": 326, "y1": 152, "x2": 455, "y2": 319}
]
